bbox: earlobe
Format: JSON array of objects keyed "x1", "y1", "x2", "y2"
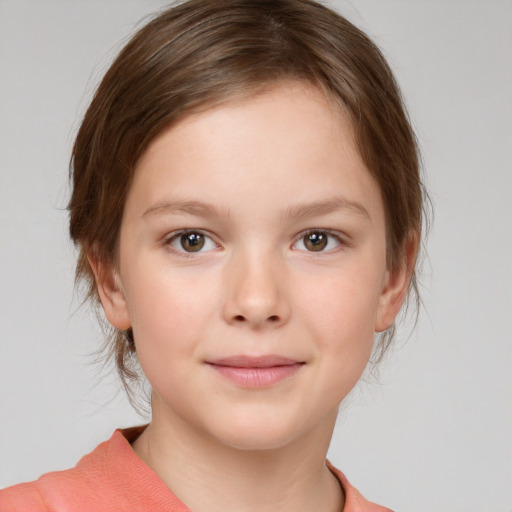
[
  {"x1": 374, "y1": 233, "x2": 418, "y2": 333},
  {"x1": 87, "y1": 250, "x2": 131, "y2": 331}
]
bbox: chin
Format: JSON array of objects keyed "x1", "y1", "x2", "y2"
[
  {"x1": 204, "y1": 409, "x2": 328, "y2": 453},
  {"x1": 214, "y1": 427, "x2": 300, "y2": 452}
]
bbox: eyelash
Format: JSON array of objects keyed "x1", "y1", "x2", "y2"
[
  {"x1": 164, "y1": 229, "x2": 220, "y2": 257},
  {"x1": 292, "y1": 229, "x2": 346, "y2": 254},
  {"x1": 163, "y1": 228, "x2": 347, "y2": 256}
]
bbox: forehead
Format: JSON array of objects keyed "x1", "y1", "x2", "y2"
[
  {"x1": 137, "y1": 83, "x2": 357, "y2": 175},
  {"x1": 126, "y1": 82, "x2": 382, "y2": 225},
  {"x1": 143, "y1": 81, "x2": 350, "y2": 151}
]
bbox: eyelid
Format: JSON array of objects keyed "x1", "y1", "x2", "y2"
[
  {"x1": 164, "y1": 228, "x2": 221, "y2": 256},
  {"x1": 292, "y1": 228, "x2": 347, "y2": 253}
]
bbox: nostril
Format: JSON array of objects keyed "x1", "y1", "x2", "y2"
[{"x1": 232, "y1": 314, "x2": 280, "y2": 323}]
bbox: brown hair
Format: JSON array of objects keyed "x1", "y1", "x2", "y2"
[{"x1": 69, "y1": 0, "x2": 428, "y2": 399}]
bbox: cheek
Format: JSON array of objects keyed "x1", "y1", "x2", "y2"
[
  {"x1": 295, "y1": 265, "x2": 382, "y2": 363},
  {"x1": 122, "y1": 265, "x2": 217, "y2": 364}
]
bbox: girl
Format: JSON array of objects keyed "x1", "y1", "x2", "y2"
[{"x1": 1, "y1": 1, "x2": 427, "y2": 510}]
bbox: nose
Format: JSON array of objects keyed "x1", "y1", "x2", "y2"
[{"x1": 222, "y1": 248, "x2": 291, "y2": 330}]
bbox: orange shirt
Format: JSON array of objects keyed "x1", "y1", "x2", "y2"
[{"x1": 1, "y1": 426, "x2": 393, "y2": 512}]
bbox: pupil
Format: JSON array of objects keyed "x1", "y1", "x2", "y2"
[
  {"x1": 181, "y1": 233, "x2": 204, "y2": 252},
  {"x1": 305, "y1": 232, "x2": 327, "y2": 251}
]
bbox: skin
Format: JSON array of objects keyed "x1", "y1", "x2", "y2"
[{"x1": 90, "y1": 83, "x2": 412, "y2": 512}]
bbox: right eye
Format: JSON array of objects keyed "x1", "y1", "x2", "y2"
[{"x1": 167, "y1": 231, "x2": 218, "y2": 253}]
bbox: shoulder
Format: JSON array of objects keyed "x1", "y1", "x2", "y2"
[
  {"x1": 0, "y1": 432, "x2": 114, "y2": 512},
  {"x1": 0, "y1": 426, "x2": 168, "y2": 512},
  {"x1": 1, "y1": 481, "x2": 47, "y2": 511},
  {"x1": 327, "y1": 461, "x2": 395, "y2": 512}
]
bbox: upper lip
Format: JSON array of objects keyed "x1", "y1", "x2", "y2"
[{"x1": 206, "y1": 356, "x2": 304, "y2": 368}]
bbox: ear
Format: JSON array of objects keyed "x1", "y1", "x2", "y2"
[
  {"x1": 87, "y1": 250, "x2": 131, "y2": 331},
  {"x1": 375, "y1": 233, "x2": 418, "y2": 333}
]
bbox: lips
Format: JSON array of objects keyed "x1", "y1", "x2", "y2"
[{"x1": 206, "y1": 356, "x2": 304, "y2": 388}]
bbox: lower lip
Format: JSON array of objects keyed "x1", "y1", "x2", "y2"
[{"x1": 208, "y1": 363, "x2": 303, "y2": 388}]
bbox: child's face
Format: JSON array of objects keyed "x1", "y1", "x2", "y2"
[{"x1": 95, "y1": 83, "x2": 407, "y2": 450}]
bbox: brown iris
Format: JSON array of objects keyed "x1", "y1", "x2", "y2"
[
  {"x1": 180, "y1": 232, "x2": 205, "y2": 252},
  {"x1": 304, "y1": 232, "x2": 328, "y2": 251}
]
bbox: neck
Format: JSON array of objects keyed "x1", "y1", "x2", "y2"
[{"x1": 132, "y1": 396, "x2": 344, "y2": 512}]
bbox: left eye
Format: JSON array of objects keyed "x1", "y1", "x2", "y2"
[
  {"x1": 293, "y1": 231, "x2": 342, "y2": 252},
  {"x1": 168, "y1": 231, "x2": 218, "y2": 253}
]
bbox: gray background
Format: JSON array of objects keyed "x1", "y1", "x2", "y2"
[{"x1": 0, "y1": 1, "x2": 511, "y2": 511}]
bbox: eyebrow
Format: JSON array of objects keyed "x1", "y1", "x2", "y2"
[
  {"x1": 281, "y1": 197, "x2": 370, "y2": 221},
  {"x1": 142, "y1": 197, "x2": 369, "y2": 220},
  {"x1": 142, "y1": 200, "x2": 228, "y2": 219}
]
